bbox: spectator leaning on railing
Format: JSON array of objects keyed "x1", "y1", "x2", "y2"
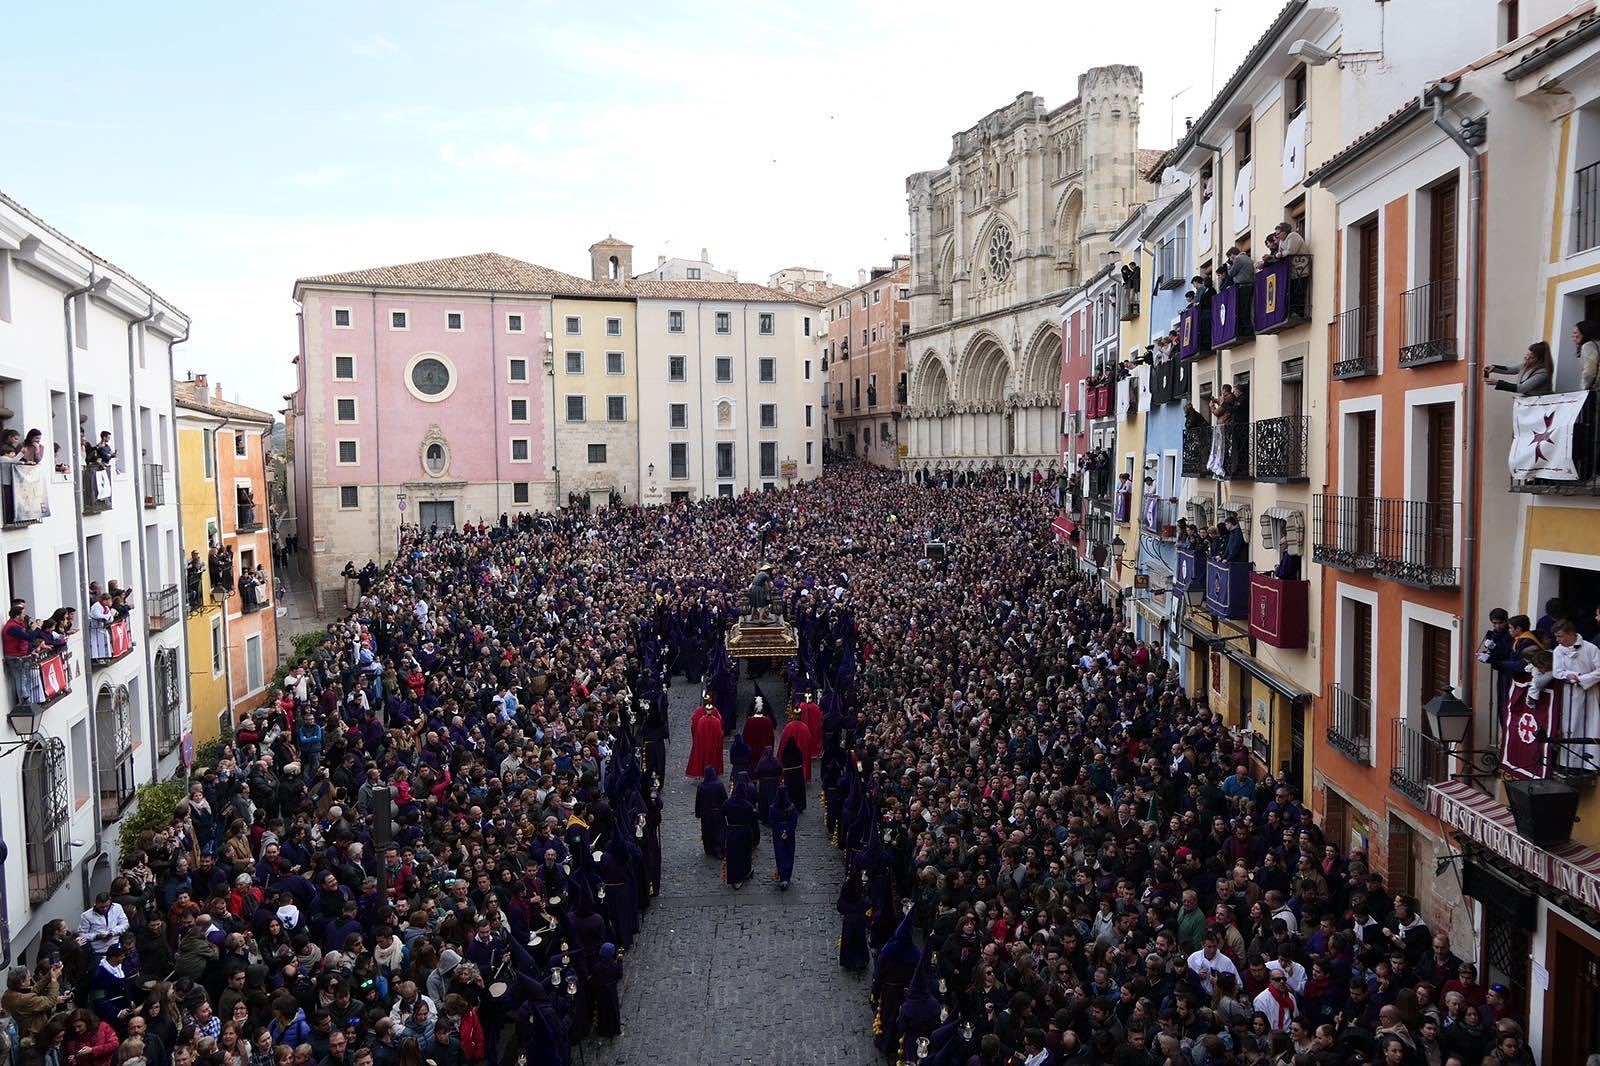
[{"x1": 1483, "y1": 342, "x2": 1554, "y2": 396}]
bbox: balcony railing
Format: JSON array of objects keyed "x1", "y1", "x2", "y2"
[
  {"x1": 237, "y1": 502, "x2": 263, "y2": 531},
  {"x1": 1254, "y1": 255, "x2": 1312, "y2": 335},
  {"x1": 1178, "y1": 304, "x2": 1212, "y2": 358},
  {"x1": 242, "y1": 590, "x2": 270, "y2": 614},
  {"x1": 1510, "y1": 391, "x2": 1600, "y2": 494},
  {"x1": 1205, "y1": 558, "x2": 1251, "y2": 620},
  {"x1": 5, "y1": 652, "x2": 71, "y2": 712},
  {"x1": 1149, "y1": 360, "x2": 1192, "y2": 406},
  {"x1": 0, "y1": 463, "x2": 49, "y2": 527},
  {"x1": 1390, "y1": 719, "x2": 1447, "y2": 807},
  {"x1": 1326, "y1": 684, "x2": 1372, "y2": 763},
  {"x1": 1398, "y1": 281, "x2": 1458, "y2": 367},
  {"x1": 1182, "y1": 423, "x2": 1250, "y2": 480},
  {"x1": 1311, "y1": 493, "x2": 1376, "y2": 572},
  {"x1": 143, "y1": 464, "x2": 165, "y2": 507},
  {"x1": 1140, "y1": 496, "x2": 1175, "y2": 538},
  {"x1": 82, "y1": 467, "x2": 112, "y2": 515},
  {"x1": 1576, "y1": 160, "x2": 1600, "y2": 254},
  {"x1": 1252, "y1": 416, "x2": 1310, "y2": 482},
  {"x1": 1182, "y1": 428, "x2": 1209, "y2": 478},
  {"x1": 1332, "y1": 305, "x2": 1377, "y2": 380},
  {"x1": 1211, "y1": 284, "x2": 1254, "y2": 350},
  {"x1": 147, "y1": 585, "x2": 181, "y2": 633},
  {"x1": 1087, "y1": 470, "x2": 1113, "y2": 504},
  {"x1": 1374, "y1": 497, "x2": 1459, "y2": 589},
  {"x1": 834, "y1": 400, "x2": 844, "y2": 414}
]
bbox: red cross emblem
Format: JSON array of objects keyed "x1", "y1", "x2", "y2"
[{"x1": 1517, "y1": 711, "x2": 1539, "y2": 746}]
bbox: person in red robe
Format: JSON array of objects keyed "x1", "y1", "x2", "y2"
[
  {"x1": 796, "y1": 690, "x2": 823, "y2": 760},
  {"x1": 777, "y1": 708, "x2": 813, "y2": 781},
  {"x1": 685, "y1": 696, "x2": 725, "y2": 779},
  {"x1": 742, "y1": 697, "x2": 775, "y2": 758}
]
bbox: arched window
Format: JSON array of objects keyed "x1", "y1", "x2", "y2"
[
  {"x1": 608, "y1": 255, "x2": 620, "y2": 280},
  {"x1": 424, "y1": 443, "x2": 448, "y2": 476},
  {"x1": 988, "y1": 227, "x2": 1015, "y2": 284},
  {"x1": 155, "y1": 648, "x2": 181, "y2": 750},
  {"x1": 23, "y1": 738, "x2": 69, "y2": 903}
]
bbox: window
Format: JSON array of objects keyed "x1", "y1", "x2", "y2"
[
  {"x1": 1503, "y1": 0, "x2": 1519, "y2": 43},
  {"x1": 668, "y1": 310, "x2": 685, "y2": 333},
  {"x1": 805, "y1": 441, "x2": 814, "y2": 465},
  {"x1": 339, "y1": 485, "x2": 359, "y2": 509},
  {"x1": 423, "y1": 442, "x2": 447, "y2": 476},
  {"x1": 565, "y1": 350, "x2": 584, "y2": 374},
  {"x1": 408, "y1": 355, "x2": 454, "y2": 399},
  {"x1": 607, "y1": 396, "x2": 627, "y2": 422},
  {"x1": 606, "y1": 317, "x2": 622, "y2": 337},
  {"x1": 233, "y1": 430, "x2": 248, "y2": 458},
  {"x1": 333, "y1": 308, "x2": 352, "y2": 328},
  {"x1": 760, "y1": 442, "x2": 778, "y2": 478},
  {"x1": 898, "y1": 287, "x2": 910, "y2": 301},
  {"x1": 803, "y1": 315, "x2": 811, "y2": 337},
  {"x1": 565, "y1": 315, "x2": 581, "y2": 335},
  {"x1": 22, "y1": 738, "x2": 68, "y2": 903},
  {"x1": 873, "y1": 289, "x2": 882, "y2": 304},
  {"x1": 860, "y1": 294, "x2": 869, "y2": 309},
  {"x1": 862, "y1": 329, "x2": 869, "y2": 346},
  {"x1": 805, "y1": 404, "x2": 813, "y2": 428},
  {"x1": 507, "y1": 313, "x2": 524, "y2": 333},
  {"x1": 759, "y1": 403, "x2": 777, "y2": 429},
  {"x1": 716, "y1": 442, "x2": 735, "y2": 479},
  {"x1": 202, "y1": 430, "x2": 214, "y2": 479},
  {"x1": 508, "y1": 357, "x2": 527, "y2": 382},
  {"x1": 210, "y1": 616, "x2": 224, "y2": 674},
  {"x1": 715, "y1": 357, "x2": 733, "y2": 383},
  {"x1": 1235, "y1": 119, "x2": 1252, "y2": 166},
  {"x1": 687, "y1": 267, "x2": 701, "y2": 280},
  {"x1": 587, "y1": 444, "x2": 607, "y2": 464},
  {"x1": 512, "y1": 482, "x2": 530, "y2": 504},
  {"x1": 715, "y1": 312, "x2": 731, "y2": 334},
  {"x1": 565, "y1": 396, "x2": 586, "y2": 422},
  {"x1": 446, "y1": 311, "x2": 463, "y2": 331},
  {"x1": 510, "y1": 438, "x2": 530, "y2": 461},
  {"x1": 759, "y1": 357, "x2": 777, "y2": 383},
  {"x1": 804, "y1": 359, "x2": 812, "y2": 381},
  {"x1": 390, "y1": 310, "x2": 408, "y2": 330},
  {"x1": 334, "y1": 355, "x2": 355, "y2": 380},
  {"x1": 669, "y1": 403, "x2": 688, "y2": 429},
  {"x1": 337, "y1": 440, "x2": 358, "y2": 464},
  {"x1": 668, "y1": 355, "x2": 687, "y2": 382},
  {"x1": 336, "y1": 398, "x2": 356, "y2": 422},
  {"x1": 509, "y1": 398, "x2": 529, "y2": 422},
  {"x1": 758, "y1": 313, "x2": 775, "y2": 335},
  {"x1": 717, "y1": 484, "x2": 734, "y2": 498},
  {"x1": 669, "y1": 443, "x2": 689, "y2": 479},
  {"x1": 606, "y1": 351, "x2": 625, "y2": 375},
  {"x1": 1286, "y1": 65, "x2": 1308, "y2": 118}
]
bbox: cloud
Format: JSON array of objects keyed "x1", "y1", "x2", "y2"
[
  {"x1": 351, "y1": 33, "x2": 400, "y2": 58},
  {"x1": 288, "y1": 166, "x2": 348, "y2": 188}
]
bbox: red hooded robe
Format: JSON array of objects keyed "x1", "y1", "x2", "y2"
[{"x1": 685, "y1": 704, "x2": 725, "y2": 779}]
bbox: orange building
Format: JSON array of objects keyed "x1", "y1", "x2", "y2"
[{"x1": 822, "y1": 258, "x2": 911, "y2": 466}]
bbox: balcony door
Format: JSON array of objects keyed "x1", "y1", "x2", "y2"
[
  {"x1": 1425, "y1": 404, "x2": 1456, "y2": 571},
  {"x1": 1429, "y1": 178, "x2": 1459, "y2": 345},
  {"x1": 1354, "y1": 411, "x2": 1377, "y2": 558},
  {"x1": 1358, "y1": 218, "x2": 1380, "y2": 361}
]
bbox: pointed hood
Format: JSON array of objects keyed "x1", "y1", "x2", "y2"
[{"x1": 878, "y1": 905, "x2": 920, "y2": 969}]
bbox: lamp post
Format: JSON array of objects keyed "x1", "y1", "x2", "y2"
[
  {"x1": 1422, "y1": 686, "x2": 1499, "y2": 783},
  {"x1": 542, "y1": 346, "x2": 561, "y2": 508}
]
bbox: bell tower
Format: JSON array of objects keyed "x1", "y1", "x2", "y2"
[{"x1": 588, "y1": 236, "x2": 633, "y2": 283}]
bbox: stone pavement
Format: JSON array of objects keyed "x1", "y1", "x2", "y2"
[
  {"x1": 273, "y1": 554, "x2": 324, "y2": 661},
  {"x1": 591, "y1": 676, "x2": 878, "y2": 1066}
]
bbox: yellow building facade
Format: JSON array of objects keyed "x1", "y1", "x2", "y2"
[
  {"x1": 177, "y1": 410, "x2": 229, "y2": 742},
  {"x1": 550, "y1": 296, "x2": 640, "y2": 507}
]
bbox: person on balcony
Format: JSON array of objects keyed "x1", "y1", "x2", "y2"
[
  {"x1": 3, "y1": 602, "x2": 47, "y2": 704},
  {"x1": 87, "y1": 591, "x2": 115, "y2": 660},
  {"x1": 19, "y1": 428, "x2": 45, "y2": 466},
  {"x1": 1483, "y1": 342, "x2": 1554, "y2": 396},
  {"x1": 1221, "y1": 246, "x2": 1255, "y2": 290},
  {"x1": 1206, "y1": 386, "x2": 1238, "y2": 479},
  {"x1": 1262, "y1": 222, "x2": 1307, "y2": 263},
  {"x1": 1552, "y1": 619, "x2": 1600, "y2": 773},
  {"x1": 1214, "y1": 517, "x2": 1248, "y2": 563}
]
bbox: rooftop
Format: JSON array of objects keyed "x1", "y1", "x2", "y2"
[{"x1": 173, "y1": 377, "x2": 277, "y2": 424}]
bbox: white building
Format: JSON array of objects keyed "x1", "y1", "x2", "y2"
[
  {"x1": 0, "y1": 191, "x2": 190, "y2": 958},
  {"x1": 634, "y1": 287, "x2": 823, "y2": 502},
  {"x1": 634, "y1": 250, "x2": 737, "y2": 283}
]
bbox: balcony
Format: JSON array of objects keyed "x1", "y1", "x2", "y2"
[
  {"x1": 1087, "y1": 469, "x2": 1113, "y2": 505},
  {"x1": 1325, "y1": 684, "x2": 1373, "y2": 763},
  {"x1": 1398, "y1": 281, "x2": 1458, "y2": 367},
  {"x1": 147, "y1": 585, "x2": 181, "y2": 633},
  {"x1": 236, "y1": 502, "x2": 262, "y2": 532},
  {"x1": 896, "y1": 382, "x2": 907, "y2": 405},
  {"x1": 1251, "y1": 416, "x2": 1310, "y2": 482},
  {"x1": 1124, "y1": 378, "x2": 1139, "y2": 421},
  {"x1": 0, "y1": 463, "x2": 49, "y2": 527},
  {"x1": 1332, "y1": 306, "x2": 1377, "y2": 380},
  {"x1": 1248, "y1": 573, "x2": 1309, "y2": 648},
  {"x1": 1178, "y1": 304, "x2": 1212, "y2": 358},
  {"x1": 1390, "y1": 719, "x2": 1447, "y2": 808},
  {"x1": 1182, "y1": 423, "x2": 1250, "y2": 480},
  {"x1": 1204, "y1": 557, "x2": 1250, "y2": 620},
  {"x1": 834, "y1": 400, "x2": 844, "y2": 415},
  {"x1": 1254, "y1": 255, "x2": 1312, "y2": 335},
  {"x1": 1087, "y1": 382, "x2": 1114, "y2": 419},
  {"x1": 1175, "y1": 546, "x2": 1202, "y2": 591},
  {"x1": 1182, "y1": 427, "x2": 1209, "y2": 478},
  {"x1": 1510, "y1": 391, "x2": 1600, "y2": 494},
  {"x1": 1211, "y1": 284, "x2": 1254, "y2": 351},
  {"x1": 242, "y1": 590, "x2": 270, "y2": 614},
  {"x1": 143, "y1": 464, "x2": 165, "y2": 508},
  {"x1": 867, "y1": 386, "x2": 879, "y2": 409},
  {"x1": 82, "y1": 467, "x2": 112, "y2": 515},
  {"x1": 1140, "y1": 496, "x2": 1176, "y2": 539},
  {"x1": 91, "y1": 618, "x2": 134, "y2": 666},
  {"x1": 5, "y1": 651, "x2": 71, "y2": 712},
  {"x1": 185, "y1": 572, "x2": 207, "y2": 615},
  {"x1": 1374, "y1": 497, "x2": 1458, "y2": 589},
  {"x1": 1148, "y1": 359, "x2": 1192, "y2": 406},
  {"x1": 1577, "y1": 160, "x2": 1600, "y2": 254},
  {"x1": 1311, "y1": 493, "x2": 1376, "y2": 572}
]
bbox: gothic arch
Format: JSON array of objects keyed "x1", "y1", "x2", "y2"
[
  {"x1": 913, "y1": 351, "x2": 951, "y2": 407},
  {"x1": 956, "y1": 331, "x2": 1012, "y2": 403},
  {"x1": 1019, "y1": 323, "x2": 1063, "y2": 397},
  {"x1": 1054, "y1": 187, "x2": 1084, "y2": 282},
  {"x1": 969, "y1": 209, "x2": 1021, "y2": 291}
]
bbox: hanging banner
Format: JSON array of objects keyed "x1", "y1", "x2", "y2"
[
  {"x1": 1509, "y1": 391, "x2": 1590, "y2": 481},
  {"x1": 1501, "y1": 677, "x2": 1556, "y2": 780},
  {"x1": 109, "y1": 619, "x2": 132, "y2": 658},
  {"x1": 39, "y1": 655, "x2": 67, "y2": 701},
  {"x1": 9, "y1": 463, "x2": 50, "y2": 521},
  {"x1": 1232, "y1": 160, "x2": 1254, "y2": 234},
  {"x1": 1282, "y1": 110, "x2": 1308, "y2": 188}
]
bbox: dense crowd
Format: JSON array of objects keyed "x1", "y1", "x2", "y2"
[{"x1": 0, "y1": 462, "x2": 1548, "y2": 1066}]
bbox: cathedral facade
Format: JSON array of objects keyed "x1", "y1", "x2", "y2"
[{"x1": 901, "y1": 66, "x2": 1149, "y2": 481}]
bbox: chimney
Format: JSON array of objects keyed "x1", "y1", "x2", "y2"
[
  {"x1": 657, "y1": 255, "x2": 666, "y2": 268},
  {"x1": 700, "y1": 248, "x2": 708, "y2": 264},
  {"x1": 858, "y1": 268, "x2": 867, "y2": 285},
  {"x1": 193, "y1": 373, "x2": 208, "y2": 396},
  {"x1": 214, "y1": 383, "x2": 225, "y2": 401}
]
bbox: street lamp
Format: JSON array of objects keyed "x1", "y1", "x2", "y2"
[
  {"x1": 1110, "y1": 534, "x2": 1126, "y2": 562},
  {"x1": 647, "y1": 462, "x2": 655, "y2": 479},
  {"x1": 1423, "y1": 686, "x2": 1473, "y2": 748}
]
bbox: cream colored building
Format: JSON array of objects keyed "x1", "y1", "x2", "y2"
[{"x1": 902, "y1": 68, "x2": 1158, "y2": 482}]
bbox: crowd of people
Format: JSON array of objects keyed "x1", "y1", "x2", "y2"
[{"x1": 0, "y1": 461, "x2": 1555, "y2": 1066}]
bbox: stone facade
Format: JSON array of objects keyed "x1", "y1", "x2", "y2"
[{"x1": 902, "y1": 67, "x2": 1148, "y2": 481}]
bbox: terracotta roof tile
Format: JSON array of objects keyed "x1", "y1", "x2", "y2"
[
  {"x1": 1138, "y1": 148, "x2": 1171, "y2": 181},
  {"x1": 173, "y1": 380, "x2": 277, "y2": 424}
]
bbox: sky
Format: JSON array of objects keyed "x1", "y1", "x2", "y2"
[{"x1": 2, "y1": 0, "x2": 1287, "y2": 412}]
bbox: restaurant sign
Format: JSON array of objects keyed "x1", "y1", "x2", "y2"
[{"x1": 1428, "y1": 782, "x2": 1600, "y2": 913}]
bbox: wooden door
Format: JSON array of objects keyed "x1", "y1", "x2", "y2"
[
  {"x1": 1352, "y1": 601, "x2": 1374, "y2": 703},
  {"x1": 1420, "y1": 622, "x2": 1452, "y2": 710},
  {"x1": 1355, "y1": 411, "x2": 1377, "y2": 557},
  {"x1": 1426, "y1": 405, "x2": 1456, "y2": 569},
  {"x1": 1359, "y1": 219, "x2": 1380, "y2": 361},
  {"x1": 1430, "y1": 178, "x2": 1460, "y2": 345}
]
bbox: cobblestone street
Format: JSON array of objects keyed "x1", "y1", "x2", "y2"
[{"x1": 591, "y1": 677, "x2": 877, "y2": 1066}]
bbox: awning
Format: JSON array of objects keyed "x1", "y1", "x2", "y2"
[
  {"x1": 1051, "y1": 515, "x2": 1077, "y2": 541},
  {"x1": 1180, "y1": 618, "x2": 1313, "y2": 704},
  {"x1": 1428, "y1": 780, "x2": 1600, "y2": 912}
]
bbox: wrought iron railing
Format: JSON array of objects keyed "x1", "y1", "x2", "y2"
[
  {"x1": 0, "y1": 463, "x2": 49, "y2": 526},
  {"x1": 1390, "y1": 720, "x2": 1447, "y2": 807},
  {"x1": 1182, "y1": 428, "x2": 1209, "y2": 478},
  {"x1": 1087, "y1": 469, "x2": 1113, "y2": 503},
  {"x1": 1140, "y1": 496, "x2": 1175, "y2": 538},
  {"x1": 81, "y1": 467, "x2": 112, "y2": 515},
  {"x1": 5, "y1": 652, "x2": 71, "y2": 711},
  {"x1": 143, "y1": 464, "x2": 165, "y2": 507},
  {"x1": 1332, "y1": 305, "x2": 1377, "y2": 379},
  {"x1": 1374, "y1": 497, "x2": 1459, "y2": 588},
  {"x1": 1252, "y1": 416, "x2": 1310, "y2": 482},
  {"x1": 1576, "y1": 160, "x2": 1600, "y2": 253},
  {"x1": 1326, "y1": 684, "x2": 1372, "y2": 763},
  {"x1": 147, "y1": 585, "x2": 181, "y2": 633},
  {"x1": 1311, "y1": 493, "x2": 1376, "y2": 572},
  {"x1": 1399, "y1": 281, "x2": 1458, "y2": 367},
  {"x1": 1182, "y1": 424, "x2": 1250, "y2": 479}
]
